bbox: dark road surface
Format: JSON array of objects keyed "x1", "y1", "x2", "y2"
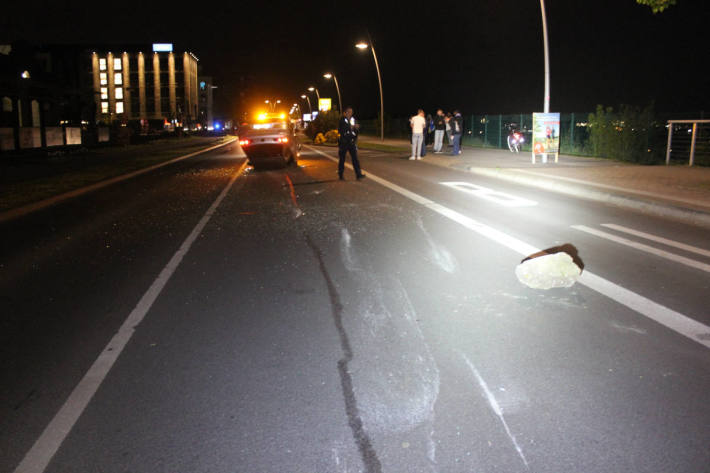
[{"x1": 2, "y1": 142, "x2": 709, "y2": 473}]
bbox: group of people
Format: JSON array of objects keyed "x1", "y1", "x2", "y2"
[{"x1": 409, "y1": 109, "x2": 463, "y2": 160}]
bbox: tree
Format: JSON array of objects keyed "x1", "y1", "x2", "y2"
[{"x1": 636, "y1": 0, "x2": 676, "y2": 13}]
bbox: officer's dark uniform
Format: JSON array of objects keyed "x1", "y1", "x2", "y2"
[{"x1": 337, "y1": 115, "x2": 364, "y2": 180}]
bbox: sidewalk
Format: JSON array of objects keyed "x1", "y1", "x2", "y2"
[{"x1": 358, "y1": 136, "x2": 710, "y2": 228}]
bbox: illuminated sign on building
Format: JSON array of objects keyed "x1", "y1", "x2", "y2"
[{"x1": 152, "y1": 43, "x2": 173, "y2": 52}]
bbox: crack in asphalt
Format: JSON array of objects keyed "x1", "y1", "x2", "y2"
[{"x1": 306, "y1": 235, "x2": 383, "y2": 473}]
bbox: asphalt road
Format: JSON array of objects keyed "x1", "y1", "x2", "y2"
[{"x1": 2, "y1": 143, "x2": 709, "y2": 473}]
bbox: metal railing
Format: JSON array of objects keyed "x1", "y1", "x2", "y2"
[{"x1": 665, "y1": 120, "x2": 710, "y2": 166}]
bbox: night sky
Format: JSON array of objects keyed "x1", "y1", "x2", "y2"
[{"x1": 3, "y1": 0, "x2": 708, "y2": 118}]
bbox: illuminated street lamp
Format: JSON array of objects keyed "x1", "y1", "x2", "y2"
[
  {"x1": 307, "y1": 86, "x2": 320, "y2": 102},
  {"x1": 323, "y1": 73, "x2": 342, "y2": 113},
  {"x1": 355, "y1": 40, "x2": 384, "y2": 141},
  {"x1": 300, "y1": 94, "x2": 312, "y2": 114}
]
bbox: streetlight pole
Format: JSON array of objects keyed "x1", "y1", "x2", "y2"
[
  {"x1": 540, "y1": 0, "x2": 550, "y2": 113},
  {"x1": 356, "y1": 39, "x2": 384, "y2": 141},
  {"x1": 300, "y1": 94, "x2": 312, "y2": 114},
  {"x1": 323, "y1": 73, "x2": 342, "y2": 113},
  {"x1": 308, "y1": 87, "x2": 320, "y2": 108}
]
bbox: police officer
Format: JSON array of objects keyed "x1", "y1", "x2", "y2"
[{"x1": 337, "y1": 107, "x2": 365, "y2": 180}]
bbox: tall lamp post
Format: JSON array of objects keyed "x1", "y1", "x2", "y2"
[
  {"x1": 323, "y1": 73, "x2": 342, "y2": 113},
  {"x1": 300, "y1": 94, "x2": 312, "y2": 114},
  {"x1": 540, "y1": 0, "x2": 550, "y2": 113},
  {"x1": 356, "y1": 40, "x2": 384, "y2": 141},
  {"x1": 307, "y1": 86, "x2": 320, "y2": 109}
]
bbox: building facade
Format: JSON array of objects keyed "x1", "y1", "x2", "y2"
[
  {"x1": 198, "y1": 76, "x2": 214, "y2": 129},
  {"x1": 90, "y1": 44, "x2": 199, "y2": 127}
]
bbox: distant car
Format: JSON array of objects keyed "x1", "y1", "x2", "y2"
[{"x1": 238, "y1": 114, "x2": 299, "y2": 169}]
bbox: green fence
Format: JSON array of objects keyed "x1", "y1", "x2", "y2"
[{"x1": 360, "y1": 113, "x2": 592, "y2": 155}]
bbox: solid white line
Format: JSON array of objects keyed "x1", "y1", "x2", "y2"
[
  {"x1": 572, "y1": 225, "x2": 710, "y2": 273},
  {"x1": 0, "y1": 138, "x2": 237, "y2": 223},
  {"x1": 460, "y1": 353, "x2": 529, "y2": 469},
  {"x1": 600, "y1": 223, "x2": 710, "y2": 258},
  {"x1": 13, "y1": 160, "x2": 247, "y2": 473},
  {"x1": 307, "y1": 145, "x2": 710, "y2": 349}
]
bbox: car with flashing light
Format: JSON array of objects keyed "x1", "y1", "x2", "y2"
[{"x1": 238, "y1": 113, "x2": 300, "y2": 169}]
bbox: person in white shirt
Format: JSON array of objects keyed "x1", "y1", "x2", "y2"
[{"x1": 409, "y1": 109, "x2": 426, "y2": 160}]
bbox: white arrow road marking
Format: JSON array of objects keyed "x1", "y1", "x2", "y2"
[
  {"x1": 440, "y1": 181, "x2": 538, "y2": 207},
  {"x1": 307, "y1": 145, "x2": 710, "y2": 349}
]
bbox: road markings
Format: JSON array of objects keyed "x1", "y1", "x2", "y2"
[
  {"x1": 572, "y1": 225, "x2": 710, "y2": 273},
  {"x1": 601, "y1": 223, "x2": 710, "y2": 258},
  {"x1": 0, "y1": 138, "x2": 237, "y2": 223},
  {"x1": 440, "y1": 181, "x2": 538, "y2": 207},
  {"x1": 13, "y1": 160, "x2": 248, "y2": 473},
  {"x1": 307, "y1": 145, "x2": 710, "y2": 349}
]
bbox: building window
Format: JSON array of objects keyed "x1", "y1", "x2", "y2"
[
  {"x1": 101, "y1": 101, "x2": 109, "y2": 113},
  {"x1": 116, "y1": 101, "x2": 124, "y2": 114},
  {"x1": 100, "y1": 72, "x2": 107, "y2": 85},
  {"x1": 114, "y1": 58, "x2": 122, "y2": 70},
  {"x1": 2, "y1": 97, "x2": 12, "y2": 112},
  {"x1": 115, "y1": 87, "x2": 123, "y2": 99},
  {"x1": 100, "y1": 87, "x2": 108, "y2": 100},
  {"x1": 99, "y1": 58, "x2": 107, "y2": 71},
  {"x1": 114, "y1": 73, "x2": 122, "y2": 85}
]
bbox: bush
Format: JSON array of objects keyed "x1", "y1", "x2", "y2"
[
  {"x1": 324, "y1": 129, "x2": 340, "y2": 143},
  {"x1": 587, "y1": 104, "x2": 661, "y2": 163},
  {"x1": 306, "y1": 110, "x2": 340, "y2": 141}
]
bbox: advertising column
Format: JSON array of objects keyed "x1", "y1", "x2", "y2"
[{"x1": 532, "y1": 112, "x2": 560, "y2": 164}]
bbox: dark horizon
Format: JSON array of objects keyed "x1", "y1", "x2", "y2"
[{"x1": 3, "y1": 0, "x2": 708, "y2": 119}]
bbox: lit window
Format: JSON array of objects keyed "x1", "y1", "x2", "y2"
[
  {"x1": 115, "y1": 87, "x2": 123, "y2": 99},
  {"x1": 101, "y1": 101, "x2": 109, "y2": 113},
  {"x1": 114, "y1": 73, "x2": 122, "y2": 85},
  {"x1": 100, "y1": 72, "x2": 107, "y2": 85},
  {"x1": 99, "y1": 58, "x2": 107, "y2": 71},
  {"x1": 101, "y1": 87, "x2": 108, "y2": 100},
  {"x1": 113, "y1": 58, "x2": 122, "y2": 70},
  {"x1": 116, "y1": 101, "x2": 124, "y2": 114}
]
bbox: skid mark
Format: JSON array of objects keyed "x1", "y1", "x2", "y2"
[
  {"x1": 461, "y1": 353, "x2": 530, "y2": 469},
  {"x1": 417, "y1": 217, "x2": 457, "y2": 274},
  {"x1": 307, "y1": 236, "x2": 382, "y2": 473}
]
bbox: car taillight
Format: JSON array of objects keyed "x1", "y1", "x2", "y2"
[
  {"x1": 239, "y1": 139, "x2": 250, "y2": 146},
  {"x1": 278, "y1": 137, "x2": 289, "y2": 143}
]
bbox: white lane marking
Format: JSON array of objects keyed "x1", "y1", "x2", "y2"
[
  {"x1": 440, "y1": 181, "x2": 538, "y2": 207},
  {"x1": 601, "y1": 223, "x2": 710, "y2": 258},
  {"x1": 307, "y1": 145, "x2": 710, "y2": 349},
  {"x1": 13, "y1": 161, "x2": 248, "y2": 473},
  {"x1": 461, "y1": 353, "x2": 529, "y2": 469},
  {"x1": 0, "y1": 138, "x2": 237, "y2": 223},
  {"x1": 572, "y1": 225, "x2": 710, "y2": 274}
]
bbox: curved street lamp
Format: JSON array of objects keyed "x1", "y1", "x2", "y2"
[
  {"x1": 356, "y1": 40, "x2": 384, "y2": 141},
  {"x1": 300, "y1": 94, "x2": 312, "y2": 114},
  {"x1": 323, "y1": 73, "x2": 342, "y2": 113},
  {"x1": 307, "y1": 86, "x2": 320, "y2": 104}
]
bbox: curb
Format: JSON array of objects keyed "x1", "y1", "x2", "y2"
[
  {"x1": 462, "y1": 166, "x2": 710, "y2": 229},
  {"x1": 0, "y1": 138, "x2": 237, "y2": 224}
]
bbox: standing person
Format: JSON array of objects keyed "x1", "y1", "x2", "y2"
[
  {"x1": 433, "y1": 109, "x2": 446, "y2": 153},
  {"x1": 445, "y1": 113, "x2": 453, "y2": 149},
  {"x1": 409, "y1": 109, "x2": 426, "y2": 160},
  {"x1": 338, "y1": 107, "x2": 365, "y2": 180},
  {"x1": 421, "y1": 113, "x2": 432, "y2": 157},
  {"x1": 451, "y1": 110, "x2": 463, "y2": 156}
]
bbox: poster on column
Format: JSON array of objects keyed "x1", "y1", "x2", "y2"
[{"x1": 532, "y1": 112, "x2": 560, "y2": 163}]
